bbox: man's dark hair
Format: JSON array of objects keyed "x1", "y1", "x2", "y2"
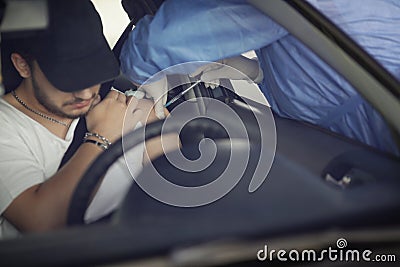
[{"x1": 1, "y1": 36, "x2": 33, "y2": 93}]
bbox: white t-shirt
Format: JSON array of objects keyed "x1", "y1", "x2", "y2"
[{"x1": 0, "y1": 98, "x2": 143, "y2": 239}]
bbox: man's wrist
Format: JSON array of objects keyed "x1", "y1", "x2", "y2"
[
  {"x1": 82, "y1": 132, "x2": 111, "y2": 151},
  {"x1": 82, "y1": 139, "x2": 109, "y2": 151}
]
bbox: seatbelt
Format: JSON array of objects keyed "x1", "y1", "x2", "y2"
[{"x1": 58, "y1": 117, "x2": 87, "y2": 169}]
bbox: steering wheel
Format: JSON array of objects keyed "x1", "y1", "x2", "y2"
[{"x1": 67, "y1": 117, "x2": 229, "y2": 225}]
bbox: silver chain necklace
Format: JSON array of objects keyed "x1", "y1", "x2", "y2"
[{"x1": 11, "y1": 90, "x2": 69, "y2": 127}]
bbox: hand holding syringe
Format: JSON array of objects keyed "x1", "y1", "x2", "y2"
[{"x1": 164, "y1": 80, "x2": 201, "y2": 108}]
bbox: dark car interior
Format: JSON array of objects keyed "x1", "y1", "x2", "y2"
[{"x1": 0, "y1": 0, "x2": 400, "y2": 266}]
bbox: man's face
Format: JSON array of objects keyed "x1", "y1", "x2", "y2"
[{"x1": 31, "y1": 61, "x2": 100, "y2": 119}]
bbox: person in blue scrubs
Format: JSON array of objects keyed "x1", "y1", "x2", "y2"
[{"x1": 120, "y1": 0, "x2": 400, "y2": 156}]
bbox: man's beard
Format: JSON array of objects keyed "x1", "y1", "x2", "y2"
[{"x1": 32, "y1": 76, "x2": 96, "y2": 119}]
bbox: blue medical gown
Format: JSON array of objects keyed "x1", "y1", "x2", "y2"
[{"x1": 120, "y1": 0, "x2": 400, "y2": 155}]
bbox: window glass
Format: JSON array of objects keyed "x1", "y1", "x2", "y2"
[{"x1": 306, "y1": 0, "x2": 400, "y2": 82}]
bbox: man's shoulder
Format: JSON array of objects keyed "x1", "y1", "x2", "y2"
[
  {"x1": 0, "y1": 98, "x2": 20, "y2": 124},
  {"x1": 0, "y1": 98, "x2": 36, "y2": 140},
  {"x1": 0, "y1": 98, "x2": 18, "y2": 125}
]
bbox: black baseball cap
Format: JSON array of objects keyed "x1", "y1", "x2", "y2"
[{"x1": 1, "y1": 0, "x2": 119, "y2": 93}]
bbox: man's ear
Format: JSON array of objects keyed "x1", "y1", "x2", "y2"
[{"x1": 10, "y1": 53, "x2": 31, "y2": 78}]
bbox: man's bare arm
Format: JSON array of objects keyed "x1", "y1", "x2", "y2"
[{"x1": 3, "y1": 90, "x2": 133, "y2": 233}]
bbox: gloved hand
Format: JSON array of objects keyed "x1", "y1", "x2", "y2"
[
  {"x1": 190, "y1": 56, "x2": 264, "y2": 89},
  {"x1": 125, "y1": 76, "x2": 168, "y2": 119}
]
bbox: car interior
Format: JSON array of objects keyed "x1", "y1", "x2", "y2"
[{"x1": 0, "y1": 0, "x2": 400, "y2": 266}]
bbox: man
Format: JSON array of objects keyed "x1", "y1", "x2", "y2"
[
  {"x1": 120, "y1": 0, "x2": 400, "y2": 156},
  {"x1": 0, "y1": 0, "x2": 174, "y2": 239}
]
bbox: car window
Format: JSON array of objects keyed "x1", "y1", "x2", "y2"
[
  {"x1": 306, "y1": 0, "x2": 400, "y2": 82},
  {"x1": 91, "y1": 0, "x2": 130, "y2": 47}
]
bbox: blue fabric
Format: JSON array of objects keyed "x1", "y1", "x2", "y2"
[
  {"x1": 120, "y1": 0, "x2": 287, "y2": 84},
  {"x1": 120, "y1": 0, "x2": 400, "y2": 156}
]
